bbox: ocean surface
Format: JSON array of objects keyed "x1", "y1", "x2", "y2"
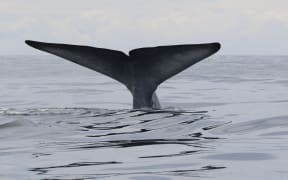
[{"x1": 0, "y1": 55, "x2": 288, "y2": 180}]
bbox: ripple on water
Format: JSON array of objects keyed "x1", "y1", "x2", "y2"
[{"x1": 0, "y1": 108, "x2": 228, "y2": 179}]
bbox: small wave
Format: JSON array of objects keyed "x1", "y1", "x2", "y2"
[{"x1": 0, "y1": 107, "x2": 228, "y2": 179}]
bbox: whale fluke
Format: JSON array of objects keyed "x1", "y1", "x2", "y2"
[{"x1": 25, "y1": 40, "x2": 221, "y2": 109}]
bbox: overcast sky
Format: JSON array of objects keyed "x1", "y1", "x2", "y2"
[{"x1": 0, "y1": 0, "x2": 287, "y2": 55}]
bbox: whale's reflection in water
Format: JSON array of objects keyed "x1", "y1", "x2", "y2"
[
  {"x1": 1, "y1": 108, "x2": 288, "y2": 180},
  {"x1": 0, "y1": 108, "x2": 230, "y2": 179}
]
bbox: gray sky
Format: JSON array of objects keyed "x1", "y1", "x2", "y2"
[{"x1": 0, "y1": 0, "x2": 287, "y2": 55}]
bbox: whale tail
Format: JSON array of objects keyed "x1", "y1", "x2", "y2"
[{"x1": 25, "y1": 40, "x2": 221, "y2": 109}]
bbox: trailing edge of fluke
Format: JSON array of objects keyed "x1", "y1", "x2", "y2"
[{"x1": 25, "y1": 40, "x2": 221, "y2": 109}]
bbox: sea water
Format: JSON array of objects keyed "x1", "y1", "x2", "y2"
[{"x1": 0, "y1": 55, "x2": 288, "y2": 180}]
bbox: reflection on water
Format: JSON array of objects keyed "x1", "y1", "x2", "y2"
[
  {"x1": 1, "y1": 55, "x2": 288, "y2": 179},
  {"x1": 0, "y1": 108, "x2": 227, "y2": 179}
]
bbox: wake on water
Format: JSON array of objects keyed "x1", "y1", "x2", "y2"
[
  {"x1": 1, "y1": 107, "x2": 288, "y2": 180},
  {"x1": 0, "y1": 108, "x2": 228, "y2": 179}
]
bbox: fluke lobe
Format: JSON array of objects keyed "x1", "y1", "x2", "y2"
[{"x1": 25, "y1": 40, "x2": 221, "y2": 109}]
